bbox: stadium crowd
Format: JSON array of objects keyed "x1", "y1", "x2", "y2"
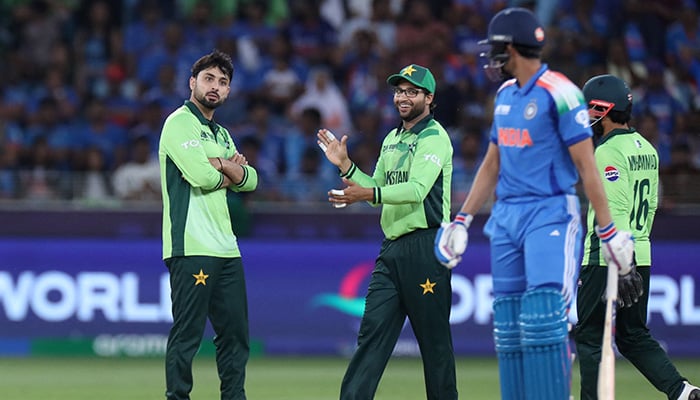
[{"x1": 1, "y1": 0, "x2": 699, "y2": 209}]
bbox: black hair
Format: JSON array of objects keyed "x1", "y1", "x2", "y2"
[
  {"x1": 429, "y1": 97, "x2": 437, "y2": 112},
  {"x1": 513, "y1": 44, "x2": 542, "y2": 59},
  {"x1": 301, "y1": 107, "x2": 322, "y2": 124},
  {"x1": 607, "y1": 104, "x2": 632, "y2": 125},
  {"x1": 191, "y1": 49, "x2": 234, "y2": 81}
]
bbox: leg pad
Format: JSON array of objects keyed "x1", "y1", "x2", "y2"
[
  {"x1": 521, "y1": 288, "x2": 571, "y2": 400},
  {"x1": 493, "y1": 295, "x2": 523, "y2": 398}
]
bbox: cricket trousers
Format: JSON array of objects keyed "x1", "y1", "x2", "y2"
[
  {"x1": 165, "y1": 256, "x2": 249, "y2": 400},
  {"x1": 340, "y1": 228, "x2": 458, "y2": 400},
  {"x1": 574, "y1": 265, "x2": 688, "y2": 400}
]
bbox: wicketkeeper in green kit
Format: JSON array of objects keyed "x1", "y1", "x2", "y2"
[
  {"x1": 317, "y1": 64, "x2": 458, "y2": 400},
  {"x1": 575, "y1": 74, "x2": 700, "y2": 400},
  {"x1": 159, "y1": 50, "x2": 258, "y2": 400}
]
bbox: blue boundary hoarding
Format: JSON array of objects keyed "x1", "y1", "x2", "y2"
[{"x1": 0, "y1": 238, "x2": 698, "y2": 356}]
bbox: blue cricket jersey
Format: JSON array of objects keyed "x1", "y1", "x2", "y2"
[{"x1": 490, "y1": 64, "x2": 593, "y2": 201}]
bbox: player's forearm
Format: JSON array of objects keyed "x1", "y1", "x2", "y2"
[
  {"x1": 341, "y1": 162, "x2": 377, "y2": 189},
  {"x1": 583, "y1": 174, "x2": 613, "y2": 227},
  {"x1": 338, "y1": 158, "x2": 353, "y2": 175},
  {"x1": 579, "y1": 161, "x2": 612, "y2": 226},
  {"x1": 571, "y1": 141, "x2": 614, "y2": 227},
  {"x1": 220, "y1": 158, "x2": 246, "y2": 185},
  {"x1": 375, "y1": 182, "x2": 424, "y2": 204},
  {"x1": 209, "y1": 157, "x2": 247, "y2": 188},
  {"x1": 179, "y1": 156, "x2": 224, "y2": 190}
]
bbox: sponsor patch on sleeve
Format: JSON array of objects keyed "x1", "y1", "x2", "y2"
[{"x1": 604, "y1": 165, "x2": 619, "y2": 181}]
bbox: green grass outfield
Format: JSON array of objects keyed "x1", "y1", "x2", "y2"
[{"x1": 2, "y1": 356, "x2": 699, "y2": 399}]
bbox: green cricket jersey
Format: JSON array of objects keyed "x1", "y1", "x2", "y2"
[
  {"x1": 582, "y1": 128, "x2": 658, "y2": 267},
  {"x1": 159, "y1": 101, "x2": 258, "y2": 259},
  {"x1": 341, "y1": 114, "x2": 453, "y2": 240}
]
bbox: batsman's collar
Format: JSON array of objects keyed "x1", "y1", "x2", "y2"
[{"x1": 387, "y1": 64, "x2": 436, "y2": 94}]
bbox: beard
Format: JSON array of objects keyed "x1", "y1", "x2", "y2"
[
  {"x1": 193, "y1": 89, "x2": 224, "y2": 110},
  {"x1": 592, "y1": 122, "x2": 605, "y2": 144},
  {"x1": 397, "y1": 101, "x2": 427, "y2": 123}
]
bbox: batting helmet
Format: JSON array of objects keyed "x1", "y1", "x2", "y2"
[
  {"x1": 478, "y1": 7, "x2": 546, "y2": 81},
  {"x1": 582, "y1": 74, "x2": 633, "y2": 125},
  {"x1": 480, "y1": 7, "x2": 546, "y2": 48}
]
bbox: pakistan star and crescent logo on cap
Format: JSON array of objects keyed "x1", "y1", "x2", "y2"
[
  {"x1": 387, "y1": 64, "x2": 436, "y2": 93},
  {"x1": 402, "y1": 65, "x2": 417, "y2": 76}
]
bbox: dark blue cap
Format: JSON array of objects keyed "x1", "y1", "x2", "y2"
[{"x1": 480, "y1": 7, "x2": 546, "y2": 48}]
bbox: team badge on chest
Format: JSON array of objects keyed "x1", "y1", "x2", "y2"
[{"x1": 524, "y1": 100, "x2": 537, "y2": 120}]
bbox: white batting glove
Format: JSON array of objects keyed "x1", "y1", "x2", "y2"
[
  {"x1": 434, "y1": 213, "x2": 473, "y2": 269},
  {"x1": 595, "y1": 223, "x2": 635, "y2": 276}
]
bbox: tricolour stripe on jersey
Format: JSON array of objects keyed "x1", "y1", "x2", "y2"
[
  {"x1": 536, "y1": 70, "x2": 584, "y2": 114},
  {"x1": 496, "y1": 78, "x2": 517, "y2": 94}
]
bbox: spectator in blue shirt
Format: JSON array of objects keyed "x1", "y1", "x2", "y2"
[
  {"x1": 237, "y1": 99, "x2": 288, "y2": 175},
  {"x1": 285, "y1": 106, "x2": 337, "y2": 182},
  {"x1": 286, "y1": 1, "x2": 338, "y2": 66},
  {"x1": 23, "y1": 97, "x2": 75, "y2": 171},
  {"x1": 123, "y1": 0, "x2": 167, "y2": 74},
  {"x1": 634, "y1": 60, "x2": 687, "y2": 166},
  {"x1": 73, "y1": 98, "x2": 128, "y2": 171},
  {"x1": 135, "y1": 21, "x2": 200, "y2": 97}
]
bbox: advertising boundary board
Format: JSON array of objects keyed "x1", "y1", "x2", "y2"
[{"x1": 0, "y1": 238, "x2": 698, "y2": 357}]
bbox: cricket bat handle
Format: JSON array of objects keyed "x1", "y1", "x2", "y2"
[{"x1": 597, "y1": 264, "x2": 618, "y2": 400}]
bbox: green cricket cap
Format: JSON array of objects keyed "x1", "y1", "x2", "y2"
[{"x1": 386, "y1": 64, "x2": 436, "y2": 93}]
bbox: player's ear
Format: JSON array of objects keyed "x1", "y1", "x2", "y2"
[
  {"x1": 189, "y1": 76, "x2": 196, "y2": 91},
  {"x1": 425, "y1": 92, "x2": 434, "y2": 105}
]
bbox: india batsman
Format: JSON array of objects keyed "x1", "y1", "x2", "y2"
[{"x1": 435, "y1": 8, "x2": 635, "y2": 400}]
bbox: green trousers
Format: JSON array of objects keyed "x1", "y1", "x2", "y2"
[
  {"x1": 574, "y1": 265, "x2": 687, "y2": 400},
  {"x1": 340, "y1": 228, "x2": 458, "y2": 400},
  {"x1": 165, "y1": 256, "x2": 249, "y2": 400}
]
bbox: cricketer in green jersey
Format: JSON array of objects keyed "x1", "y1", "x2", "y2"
[
  {"x1": 317, "y1": 64, "x2": 457, "y2": 400},
  {"x1": 159, "y1": 50, "x2": 258, "y2": 400},
  {"x1": 575, "y1": 74, "x2": 700, "y2": 400}
]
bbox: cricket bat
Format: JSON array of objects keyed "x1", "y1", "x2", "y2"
[{"x1": 597, "y1": 263, "x2": 618, "y2": 399}]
